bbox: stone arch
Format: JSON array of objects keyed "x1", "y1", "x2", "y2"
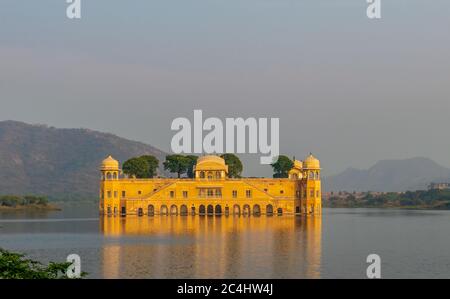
[
  {"x1": 266, "y1": 204, "x2": 273, "y2": 215},
  {"x1": 233, "y1": 204, "x2": 240, "y2": 216},
  {"x1": 148, "y1": 205, "x2": 154, "y2": 216},
  {"x1": 137, "y1": 208, "x2": 143, "y2": 216},
  {"x1": 106, "y1": 172, "x2": 112, "y2": 180},
  {"x1": 199, "y1": 205, "x2": 206, "y2": 215},
  {"x1": 243, "y1": 204, "x2": 251, "y2": 216},
  {"x1": 160, "y1": 205, "x2": 168, "y2": 216},
  {"x1": 207, "y1": 204, "x2": 214, "y2": 215},
  {"x1": 170, "y1": 205, "x2": 178, "y2": 215},
  {"x1": 215, "y1": 205, "x2": 222, "y2": 215},
  {"x1": 253, "y1": 204, "x2": 261, "y2": 216},
  {"x1": 113, "y1": 172, "x2": 117, "y2": 180},
  {"x1": 180, "y1": 205, "x2": 188, "y2": 216}
]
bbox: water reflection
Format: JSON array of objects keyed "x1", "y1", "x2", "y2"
[{"x1": 100, "y1": 215, "x2": 322, "y2": 278}]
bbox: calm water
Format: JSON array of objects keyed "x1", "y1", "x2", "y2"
[{"x1": 1, "y1": 204, "x2": 449, "y2": 279}]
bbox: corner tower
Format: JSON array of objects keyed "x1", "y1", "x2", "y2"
[
  {"x1": 100, "y1": 155, "x2": 120, "y2": 215},
  {"x1": 302, "y1": 153, "x2": 321, "y2": 214}
]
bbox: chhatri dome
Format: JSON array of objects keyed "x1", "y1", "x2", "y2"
[
  {"x1": 195, "y1": 155, "x2": 228, "y2": 175},
  {"x1": 101, "y1": 155, "x2": 119, "y2": 171},
  {"x1": 303, "y1": 153, "x2": 320, "y2": 169}
]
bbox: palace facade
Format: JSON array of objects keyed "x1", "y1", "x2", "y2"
[{"x1": 99, "y1": 154, "x2": 321, "y2": 216}]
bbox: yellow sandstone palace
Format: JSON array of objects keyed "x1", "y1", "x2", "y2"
[{"x1": 99, "y1": 154, "x2": 321, "y2": 216}]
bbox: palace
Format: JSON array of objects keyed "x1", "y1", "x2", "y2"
[{"x1": 99, "y1": 154, "x2": 321, "y2": 216}]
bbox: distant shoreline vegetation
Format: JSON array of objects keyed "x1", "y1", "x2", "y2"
[
  {"x1": 0, "y1": 195, "x2": 60, "y2": 211},
  {"x1": 324, "y1": 189, "x2": 450, "y2": 210}
]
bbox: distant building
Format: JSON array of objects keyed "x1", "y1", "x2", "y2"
[{"x1": 428, "y1": 182, "x2": 450, "y2": 190}]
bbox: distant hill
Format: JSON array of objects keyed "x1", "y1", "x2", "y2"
[
  {"x1": 0, "y1": 120, "x2": 168, "y2": 200},
  {"x1": 323, "y1": 157, "x2": 450, "y2": 192}
]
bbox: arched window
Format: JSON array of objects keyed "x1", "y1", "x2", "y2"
[
  {"x1": 215, "y1": 171, "x2": 221, "y2": 179},
  {"x1": 207, "y1": 172, "x2": 213, "y2": 179},
  {"x1": 106, "y1": 172, "x2": 112, "y2": 180},
  {"x1": 309, "y1": 172, "x2": 314, "y2": 180},
  {"x1": 200, "y1": 171, "x2": 205, "y2": 179},
  {"x1": 113, "y1": 172, "x2": 117, "y2": 180},
  {"x1": 315, "y1": 172, "x2": 320, "y2": 180}
]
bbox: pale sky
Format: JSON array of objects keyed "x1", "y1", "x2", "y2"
[{"x1": 1, "y1": 0, "x2": 450, "y2": 176}]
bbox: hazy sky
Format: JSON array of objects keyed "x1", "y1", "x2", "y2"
[{"x1": 1, "y1": 0, "x2": 449, "y2": 176}]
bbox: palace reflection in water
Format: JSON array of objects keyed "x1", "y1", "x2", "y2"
[{"x1": 100, "y1": 215, "x2": 321, "y2": 278}]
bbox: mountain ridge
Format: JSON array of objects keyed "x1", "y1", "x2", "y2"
[
  {"x1": 0, "y1": 120, "x2": 168, "y2": 200},
  {"x1": 323, "y1": 157, "x2": 450, "y2": 192}
]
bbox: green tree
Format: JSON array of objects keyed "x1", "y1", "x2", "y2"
[
  {"x1": 140, "y1": 155, "x2": 159, "y2": 178},
  {"x1": 271, "y1": 155, "x2": 294, "y2": 178},
  {"x1": 163, "y1": 155, "x2": 190, "y2": 178},
  {"x1": 221, "y1": 153, "x2": 243, "y2": 178},
  {"x1": 185, "y1": 155, "x2": 199, "y2": 178},
  {"x1": 122, "y1": 157, "x2": 149, "y2": 178},
  {"x1": 0, "y1": 248, "x2": 87, "y2": 279}
]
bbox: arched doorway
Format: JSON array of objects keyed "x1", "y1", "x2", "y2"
[
  {"x1": 121, "y1": 206, "x2": 126, "y2": 216},
  {"x1": 233, "y1": 205, "x2": 240, "y2": 216},
  {"x1": 170, "y1": 205, "x2": 178, "y2": 215},
  {"x1": 180, "y1": 205, "x2": 188, "y2": 216},
  {"x1": 137, "y1": 208, "x2": 143, "y2": 216},
  {"x1": 207, "y1": 205, "x2": 214, "y2": 215},
  {"x1": 266, "y1": 204, "x2": 273, "y2": 216},
  {"x1": 277, "y1": 208, "x2": 283, "y2": 215},
  {"x1": 253, "y1": 204, "x2": 261, "y2": 216},
  {"x1": 160, "y1": 205, "x2": 168, "y2": 216},
  {"x1": 199, "y1": 205, "x2": 206, "y2": 215},
  {"x1": 215, "y1": 205, "x2": 222, "y2": 215},
  {"x1": 148, "y1": 205, "x2": 154, "y2": 216},
  {"x1": 243, "y1": 204, "x2": 251, "y2": 216}
]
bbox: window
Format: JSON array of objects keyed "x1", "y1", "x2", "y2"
[
  {"x1": 207, "y1": 172, "x2": 213, "y2": 179},
  {"x1": 309, "y1": 172, "x2": 314, "y2": 180},
  {"x1": 170, "y1": 191, "x2": 175, "y2": 198},
  {"x1": 114, "y1": 191, "x2": 118, "y2": 198},
  {"x1": 207, "y1": 189, "x2": 214, "y2": 197},
  {"x1": 122, "y1": 191, "x2": 126, "y2": 198},
  {"x1": 246, "y1": 190, "x2": 252, "y2": 198},
  {"x1": 316, "y1": 172, "x2": 320, "y2": 180},
  {"x1": 153, "y1": 188, "x2": 157, "y2": 192},
  {"x1": 215, "y1": 171, "x2": 221, "y2": 179},
  {"x1": 198, "y1": 189, "x2": 206, "y2": 198},
  {"x1": 264, "y1": 188, "x2": 268, "y2": 192},
  {"x1": 215, "y1": 189, "x2": 222, "y2": 197},
  {"x1": 296, "y1": 191, "x2": 301, "y2": 198},
  {"x1": 280, "y1": 190, "x2": 284, "y2": 194},
  {"x1": 310, "y1": 190, "x2": 315, "y2": 198},
  {"x1": 183, "y1": 191, "x2": 188, "y2": 198},
  {"x1": 200, "y1": 171, "x2": 205, "y2": 179},
  {"x1": 316, "y1": 191, "x2": 320, "y2": 198},
  {"x1": 232, "y1": 190, "x2": 237, "y2": 198},
  {"x1": 107, "y1": 191, "x2": 112, "y2": 198},
  {"x1": 138, "y1": 190, "x2": 142, "y2": 195}
]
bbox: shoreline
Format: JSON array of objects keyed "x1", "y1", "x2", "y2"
[{"x1": 0, "y1": 204, "x2": 61, "y2": 212}]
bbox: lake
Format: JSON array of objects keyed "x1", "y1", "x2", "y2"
[{"x1": 1, "y1": 204, "x2": 449, "y2": 278}]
